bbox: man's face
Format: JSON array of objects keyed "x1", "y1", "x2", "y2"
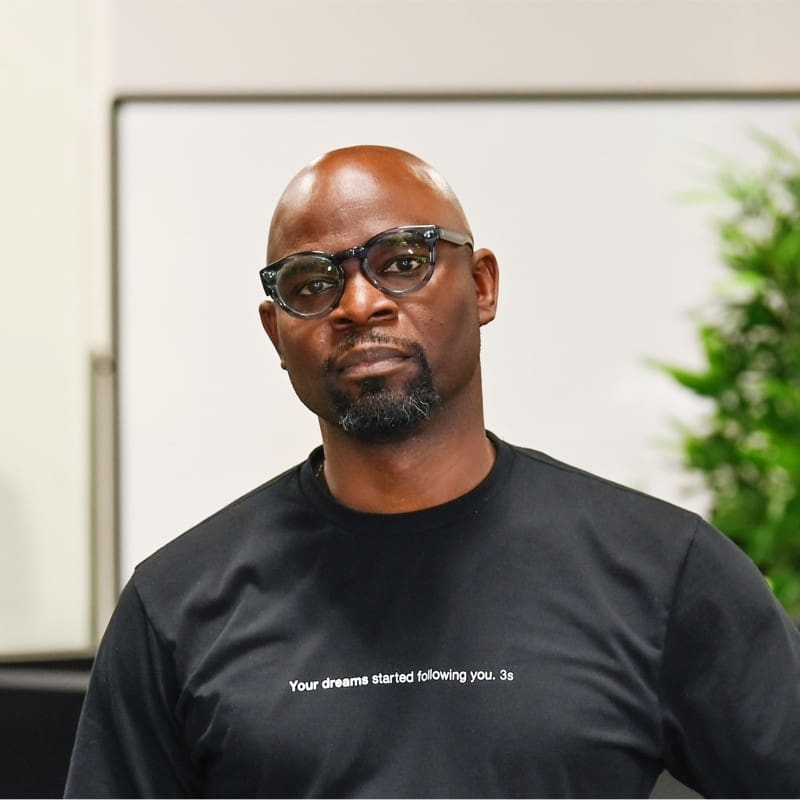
[{"x1": 260, "y1": 155, "x2": 497, "y2": 442}]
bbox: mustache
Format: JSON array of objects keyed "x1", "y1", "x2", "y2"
[{"x1": 323, "y1": 331, "x2": 426, "y2": 374}]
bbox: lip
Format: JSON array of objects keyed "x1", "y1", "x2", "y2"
[{"x1": 334, "y1": 345, "x2": 411, "y2": 378}]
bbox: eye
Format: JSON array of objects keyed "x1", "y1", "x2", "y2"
[
  {"x1": 296, "y1": 278, "x2": 337, "y2": 296},
  {"x1": 381, "y1": 255, "x2": 429, "y2": 274}
]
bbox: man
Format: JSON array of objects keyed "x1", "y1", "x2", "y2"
[{"x1": 66, "y1": 145, "x2": 800, "y2": 797}]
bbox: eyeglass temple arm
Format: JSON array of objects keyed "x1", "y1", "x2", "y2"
[{"x1": 438, "y1": 227, "x2": 474, "y2": 249}]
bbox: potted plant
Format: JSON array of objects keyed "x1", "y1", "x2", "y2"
[{"x1": 657, "y1": 129, "x2": 800, "y2": 620}]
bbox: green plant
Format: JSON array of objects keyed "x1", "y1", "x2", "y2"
[{"x1": 658, "y1": 129, "x2": 800, "y2": 620}]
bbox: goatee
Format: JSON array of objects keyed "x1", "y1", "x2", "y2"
[{"x1": 325, "y1": 334, "x2": 441, "y2": 442}]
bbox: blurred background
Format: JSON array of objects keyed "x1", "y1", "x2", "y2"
[{"x1": 2, "y1": 0, "x2": 799, "y2": 796}]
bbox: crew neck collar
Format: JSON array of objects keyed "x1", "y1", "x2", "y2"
[{"x1": 298, "y1": 431, "x2": 514, "y2": 536}]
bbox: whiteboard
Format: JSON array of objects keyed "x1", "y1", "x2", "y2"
[{"x1": 116, "y1": 98, "x2": 800, "y2": 584}]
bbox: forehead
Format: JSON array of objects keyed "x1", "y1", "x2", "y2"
[{"x1": 268, "y1": 158, "x2": 467, "y2": 260}]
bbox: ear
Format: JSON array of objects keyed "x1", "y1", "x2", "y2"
[
  {"x1": 259, "y1": 300, "x2": 287, "y2": 369},
  {"x1": 471, "y1": 248, "x2": 499, "y2": 326}
]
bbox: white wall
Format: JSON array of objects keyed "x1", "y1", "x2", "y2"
[
  {"x1": 109, "y1": 0, "x2": 800, "y2": 93},
  {"x1": 0, "y1": 0, "x2": 93, "y2": 655}
]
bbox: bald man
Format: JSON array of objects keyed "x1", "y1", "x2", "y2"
[
  {"x1": 66, "y1": 146, "x2": 800, "y2": 798},
  {"x1": 259, "y1": 146, "x2": 497, "y2": 513}
]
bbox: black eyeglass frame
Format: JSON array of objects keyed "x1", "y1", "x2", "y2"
[{"x1": 259, "y1": 224, "x2": 474, "y2": 319}]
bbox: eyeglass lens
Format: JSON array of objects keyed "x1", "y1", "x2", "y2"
[{"x1": 275, "y1": 230, "x2": 433, "y2": 316}]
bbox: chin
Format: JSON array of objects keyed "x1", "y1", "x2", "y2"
[{"x1": 331, "y1": 374, "x2": 442, "y2": 442}]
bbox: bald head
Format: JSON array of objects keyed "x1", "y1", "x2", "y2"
[
  {"x1": 258, "y1": 143, "x2": 500, "y2": 453},
  {"x1": 267, "y1": 145, "x2": 472, "y2": 263}
]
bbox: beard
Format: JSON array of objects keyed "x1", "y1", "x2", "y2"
[{"x1": 324, "y1": 333, "x2": 442, "y2": 442}]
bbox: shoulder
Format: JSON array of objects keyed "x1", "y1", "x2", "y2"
[
  {"x1": 490, "y1": 436, "x2": 702, "y2": 599},
  {"x1": 139, "y1": 461, "x2": 302, "y2": 566},
  {"x1": 130, "y1": 460, "x2": 315, "y2": 640},
  {"x1": 501, "y1": 438, "x2": 797, "y2": 630},
  {"x1": 503, "y1": 438, "x2": 700, "y2": 541}
]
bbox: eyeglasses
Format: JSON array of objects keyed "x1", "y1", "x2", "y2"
[{"x1": 259, "y1": 224, "x2": 473, "y2": 318}]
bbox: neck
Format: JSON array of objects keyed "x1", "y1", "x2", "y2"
[{"x1": 317, "y1": 409, "x2": 496, "y2": 514}]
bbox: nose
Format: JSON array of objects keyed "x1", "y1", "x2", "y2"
[{"x1": 328, "y1": 260, "x2": 398, "y2": 328}]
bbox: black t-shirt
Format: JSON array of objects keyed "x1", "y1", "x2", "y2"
[{"x1": 65, "y1": 435, "x2": 800, "y2": 797}]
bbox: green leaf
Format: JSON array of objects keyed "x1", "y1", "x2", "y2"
[{"x1": 651, "y1": 124, "x2": 800, "y2": 621}]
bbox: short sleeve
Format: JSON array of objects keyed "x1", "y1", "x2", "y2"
[
  {"x1": 660, "y1": 519, "x2": 800, "y2": 797},
  {"x1": 64, "y1": 579, "x2": 200, "y2": 798}
]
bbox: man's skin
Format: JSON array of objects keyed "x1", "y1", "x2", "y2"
[{"x1": 259, "y1": 145, "x2": 500, "y2": 513}]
